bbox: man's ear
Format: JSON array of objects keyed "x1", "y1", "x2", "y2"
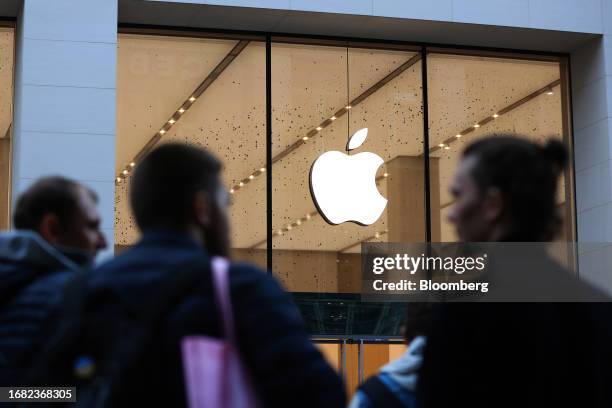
[
  {"x1": 482, "y1": 187, "x2": 504, "y2": 222},
  {"x1": 193, "y1": 190, "x2": 211, "y2": 227},
  {"x1": 38, "y1": 213, "x2": 62, "y2": 245}
]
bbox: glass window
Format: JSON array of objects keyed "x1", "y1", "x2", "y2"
[
  {"x1": 427, "y1": 52, "x2": 573, "y2": 242},
  {"x1": 0, "y1": 25, "x2": 14, "y2": 230},
  {"x1": 271, "y1": 40, "x2": 423, "y2": 336},
  {"x1": 115, "y1": 33, "x2": 266, "y2": 267}
]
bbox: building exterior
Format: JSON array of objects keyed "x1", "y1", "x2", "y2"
[{"x1": 1, "y1": 0, "x2": 612, "y2": 392}]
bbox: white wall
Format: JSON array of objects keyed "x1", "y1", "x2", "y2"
[{"x1": 11, "y1": 0, "x2": 118, "y2": 259}]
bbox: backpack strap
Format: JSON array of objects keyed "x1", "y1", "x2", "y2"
[{"x1": 358, "y1": 375, "x2": 410, "y2": 408}]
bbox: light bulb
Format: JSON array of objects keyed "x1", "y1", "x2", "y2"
[
  {"x1": 456, "y1": 134, "x2": 461, "y2": 138},
  {"x1": 303, "y1": 136, "x2": 309, "y2": 141},
  {"x1": 316, "y1": 126, "x2": 322, "y2": 131},
  {"x1": 178, "y1": 108, "x2": 185, "y2": 113},
  {"x1": 330, "y1": 116, "x2": 336, "y2": 121},
  {"x1": 189, "y1": 97, "x2": 196, "y2": 102},
  {"x1": 474, "y1": 124, "x2": 480, "y2": 128}
]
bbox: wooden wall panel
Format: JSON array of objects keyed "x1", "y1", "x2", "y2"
[
  {"x1": 387, "y1": 156, "x2": 440, "y2": 242},
  {"x1": 0, "y1": 137, "x2": 10, "y2": 230}
]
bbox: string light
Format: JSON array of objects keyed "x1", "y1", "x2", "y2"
[
  {"x1": 330, "y1": 116, "x2": 337, "y2": 121},
  {"x1": 438, "y1": 143, "x2": 445, "y2": 148},
  {"x1": 456, "y1": 134, "x2": 461, "y2": 138},
  {"x1": 492, "y1": 113, "x2": 499, "y2": 118},
  {"x1": 178, "y1": 108, "x2": 185, "y2": 114},
  {"x1": 473, "y1": 123, "x2": 480, "y2": 128},
  {"x1": 189, "y1": 96, "x2": 196, "y2": 102},
  {"x1": 169, "y1": 119, "x2": 175, "y2": 124},
  {"x1": 303, "y1": 136, "x2": 309, "y2": 141},
  {"x1": 345, "y1": 105, "x2": 352, "y2": 110},
  {"x1": 316, "y1": 126, "x2": 323, "y2": 131}
]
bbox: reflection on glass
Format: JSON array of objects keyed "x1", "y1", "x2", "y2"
[
  {"x1": 427, "y1": 54, "x2": 571, "y2": 242},
  {"x1": 114, "y1": 34, "x2": 266, "y2": 268},
  {"x1": 0, "y1": 27, "x2": 14, "y2": 230}
]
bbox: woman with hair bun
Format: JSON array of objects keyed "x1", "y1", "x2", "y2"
[
  {"x1": 447, "y1": 135, "x2": 567, "y2": 242},
  {"x1": 418, "y1": 135, "x2": 612, "y2": 408}
]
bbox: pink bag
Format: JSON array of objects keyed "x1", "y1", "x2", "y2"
[{"x1": 181, "y1": 257, "x2": 260, "y2": 408}]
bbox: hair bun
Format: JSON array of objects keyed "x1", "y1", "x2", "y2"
[{"x1": 541, "y1": 139, "x2": 567, "y2": 172}]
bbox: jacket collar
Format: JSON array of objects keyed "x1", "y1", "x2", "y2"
[{"x1": 0, "y1": 230, "x2": 81, "y2": 271}]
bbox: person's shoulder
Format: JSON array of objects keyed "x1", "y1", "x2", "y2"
[
  {"x1": 228, "y1": 261, "x2": 299, "y2": 312},
  {"x1": 229, "y1": 261, "x2": 283, "y2": 293}
]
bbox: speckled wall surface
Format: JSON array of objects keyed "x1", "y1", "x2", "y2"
[{"x1": 115, "y1": 35, "x2": 567, "y2": 282}]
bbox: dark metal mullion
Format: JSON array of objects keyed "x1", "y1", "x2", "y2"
[
  {"x1": 266, "y1": 35, "x2": 272, "y2": 273},
  {"x1": 421, "y1": 46, "x2": 432, "y2": 244}
]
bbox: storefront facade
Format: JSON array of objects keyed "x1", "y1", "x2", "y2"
[{"x1": 1, "y1": 0, "x2": 612, "y2": 392}]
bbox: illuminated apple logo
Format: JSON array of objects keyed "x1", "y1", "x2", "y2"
[{"x1": 310, "y1": 128, "x2": 387, "y2": 225}]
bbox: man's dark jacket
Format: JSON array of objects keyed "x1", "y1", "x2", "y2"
[
  {"x1": 0, "y1": 231, "x2": 80, "y2": 384},
  {"x1": 89, "y1": 231, "x2": 346, "y2": 407}
]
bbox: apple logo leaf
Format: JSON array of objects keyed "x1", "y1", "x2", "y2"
[{"x1": 347, "y1": 127, "x2": 368, "y2": 151}]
